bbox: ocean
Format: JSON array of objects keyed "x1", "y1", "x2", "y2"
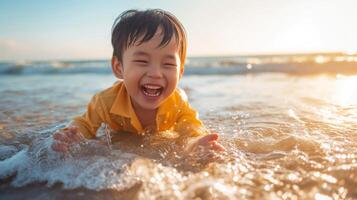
[{"x1": 1, "y1": 54, "x2": 357, "y2": 199}]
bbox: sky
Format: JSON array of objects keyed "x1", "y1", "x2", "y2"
[{"x1": 1, "y1": 0, "x2": 357, "y2": 61}]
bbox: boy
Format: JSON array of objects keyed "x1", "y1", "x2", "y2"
[{"x1": 52, "y1": 9, "x2": 225, "y2": 155}]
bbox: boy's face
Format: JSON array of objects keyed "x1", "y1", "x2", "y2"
[{"x1": 113, "y1": 29, "x2": 183, "y2": 111}]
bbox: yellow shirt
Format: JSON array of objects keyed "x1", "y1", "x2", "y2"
[{"x1": 73, "y1": 81, "x2": 206, "y2": 139}]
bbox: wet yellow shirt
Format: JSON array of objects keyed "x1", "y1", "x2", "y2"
[{"x1": 73, "y1": 81, "x2": 206, "y2": 139}]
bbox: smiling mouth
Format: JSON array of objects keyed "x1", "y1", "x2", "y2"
[{"x1": 141, "y1": 84, "x2": 164, "y2": 97}]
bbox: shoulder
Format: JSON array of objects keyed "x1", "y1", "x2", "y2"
[
  {"x1": 91, "y1": 81, "x2": 123, "y2": 107},
  {"x1": 172, "y1": 87, "x2": 189, "y2": 103},
  {"x1": 96, "y1": 81, "x2": 123, "y2": 98}
]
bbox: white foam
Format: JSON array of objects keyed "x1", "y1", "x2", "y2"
[
  {"x1": 0, "y1": 148, "x2": 31, "y2": 180},
  {"x1": 0, "y1": 136, "x2": 139, "y2": 191}
]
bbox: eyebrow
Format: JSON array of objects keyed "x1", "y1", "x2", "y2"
[
  {"x1": 133, "y1": 51, "x2": 177, "y2": 60},
  {"x1": 164, "y1": 55, "x2": 177, "y2": 60},
  {"x1": 133, "y1": 51, "x2": 149, "y2": 57}
]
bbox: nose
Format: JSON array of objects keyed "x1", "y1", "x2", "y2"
[{"x1": 147, "y1": 64, "x2": 163, "y2": 79}]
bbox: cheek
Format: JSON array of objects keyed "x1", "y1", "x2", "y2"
[
  {"x1": 123, "y1": 68, "x2": 141, "y2": 80},
  {"x1": 166, "y1": 71, "x2": 180, "y2": 86},
  {"x1": 123, "y1": 72, "x2": 141, "y2": 90},
  {"x1": 165, "y1": 68, "x2": 178, "y2": 76}
]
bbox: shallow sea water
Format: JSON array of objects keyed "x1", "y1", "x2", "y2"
[{"x1": 0, "y1": 73, "x2": 357, "y2": 200}]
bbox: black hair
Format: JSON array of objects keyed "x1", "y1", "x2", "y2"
[{"x1": 111, "y1": 9, "x2": 187, "y2": 66}]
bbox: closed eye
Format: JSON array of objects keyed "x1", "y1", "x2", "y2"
[
  {"x1": 164, "y1": 63, "x2": 177, "y2": 68},
  {"x1": 133, "y1": 60, "x2": 148, "y2": 64}
]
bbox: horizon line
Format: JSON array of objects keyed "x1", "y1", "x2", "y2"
[{"x1": 0, "y1": 50, "x2": 356, "y2": 63}]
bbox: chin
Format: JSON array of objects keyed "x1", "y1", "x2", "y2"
[
  {"x1": 140, "y1": 103, "x2": 161, "y2": 110},
  {"x1": 136, "y1": 98, "x2": 162, "y2": 109}
]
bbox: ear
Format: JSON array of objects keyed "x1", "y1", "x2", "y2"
[
  {"x1": 179, "y1": 65, "x2": 184, "y2": 79},
  {"x1": 111, "y1": 56, "x2": 124, "y2": 79}
]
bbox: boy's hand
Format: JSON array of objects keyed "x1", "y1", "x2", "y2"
[
  {"x1": 193, "y1": 133, "x2": 226, "y2": 152},
  {"x1": 187, "y1": 133, "x2": 226, "y2": 156},
  {"x1": 51, "y1": 125, "x2": 83, "y2": 152}
]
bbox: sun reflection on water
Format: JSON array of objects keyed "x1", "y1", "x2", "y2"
[{"x1": 333, "y1": 75, "x2": 357, "y2": 106}]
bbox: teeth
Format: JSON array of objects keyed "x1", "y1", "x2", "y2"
[
  {"x1": 143, "y1": 89, "x2": 160, "y2": 97},
  {"x1": 144, "y1": 85, "x2": 161, "y2": 89},
  {"x1": 141, "y1": 84, "x2": 163, "y2": 97}
]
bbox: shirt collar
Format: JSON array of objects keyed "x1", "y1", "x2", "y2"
[
  {"x1": 109, "y1": 81, "x2": 178, "y2": 133},
  {"x1": 157, "y1": 92, "x2": 176, "y2": 117},
  {"x1": 110, "y1": 82, "x2": 143, "y2": 132}
]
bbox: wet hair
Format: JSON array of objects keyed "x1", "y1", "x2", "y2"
[{"x1": 111, "y1": 9, "x2": 187, "y2": 67}]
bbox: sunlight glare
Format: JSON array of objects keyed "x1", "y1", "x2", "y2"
[
  {"x1": 333, "y1": 75, "x2": 357, "y2": 106},
  {"x1": 345, "y1": 50, "x2": 357, "y2": 55},
  {"x1": 314, "y1": 56, "x2": 329, "y2": 64}
]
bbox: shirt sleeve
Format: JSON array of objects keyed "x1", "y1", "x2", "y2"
[
  {"x1": 72, "y1": 94, "x2": 106, "y2": 139},
  {"x1": 174, "y1": 95, "x2": 208, "y2": 138}
]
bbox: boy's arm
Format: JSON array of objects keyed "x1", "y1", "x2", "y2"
[
  {"x1": 71, "y1": 94, "x2": 107, "y2": 139},
  {"x1": 174, "y1": 88, "x2": 208, "y2": 137},
  {"x1": 52, "y1": 93, "x2": 110, "y2": 152},
  {"x1": 174, "y1": 97, "x2": 225, "y2": 153},
  {"x1": 174, "y1": 98, "x2": 210, "y2": 150},
  {"x1": 174, "y1": 100, "x2": 208, "y2": 138}
]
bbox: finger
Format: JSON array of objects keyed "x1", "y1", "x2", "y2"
[
  {"x1": 201, "y1": 151, "x2": 219, "y2": 161},
  {"x1": 66, "y1": 126, "x2": 76, "y2": 137},
  {"x1": 53, "y1": 132, "x2": 71, "y2": 143},
  {"x1": 69, "y1": 126, "x2": 85, "y2": 141},
  {"x1": 197, "y1": 133, "x2": 218, "y2": 145},
  {"x1": 51, "y1": 142, "x2": 69, "y2": 152},
  {"x1": 210, "y1": 141, "x2": 226, "y2": 151},
  {"x1": 65, "y1": 128, "x2": 81, "y2": 143},
  {"x1": 69, "y1": 125, "x2": 78, "y2": 134},
  {"x1": 198, "y1": 143, "x2": 223, "y2": 155}
]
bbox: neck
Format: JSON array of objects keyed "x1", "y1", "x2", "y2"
[{"x1": 131, "y1": 101, "x2": 157, "y2": 129}]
